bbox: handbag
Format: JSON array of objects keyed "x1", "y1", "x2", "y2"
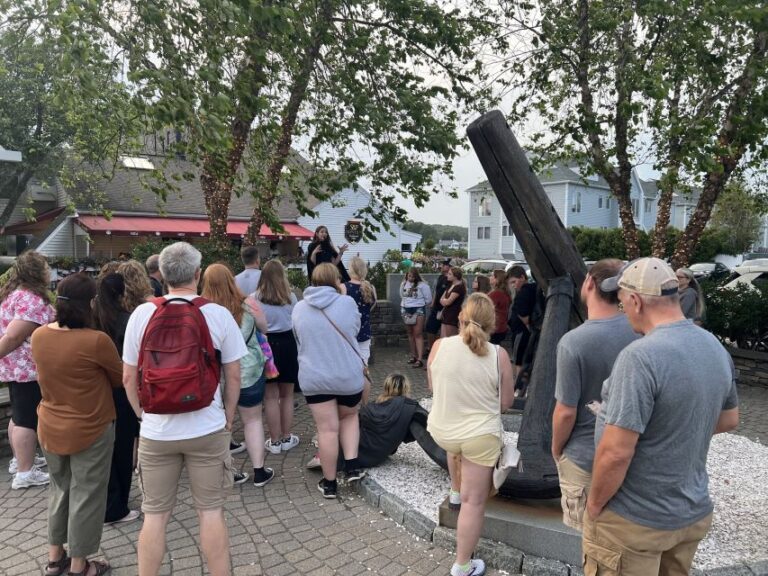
[
  {"x1": 435, "y1": 310, "x2": 443, "y2": 321},
  {"x1": 403, "y1": 311, "x2": 418, "y2": 325},
  {"x1": 320, "y1": 309, "x2": 373, "y2": 385},
  {"x1": 492, "y1": 344, "x2": 521, "y2": 489}
]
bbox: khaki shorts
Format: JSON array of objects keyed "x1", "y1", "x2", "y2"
[
  {"x1": 138, "y1": 429, "x2": 233, "y2": 514},
  {"x1": 582, "y1": 508, "x2": 712, "y2": 576},
  {"x1": 435, "y1": 434, "x2": 501, "y2": 467},
  {"x1": 556, "y1": 454, "x2": 592, "y2": 532}
]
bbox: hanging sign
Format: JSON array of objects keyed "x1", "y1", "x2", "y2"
[{"x1": 344, "y1": 220, "x2": 364, "y2": 244}]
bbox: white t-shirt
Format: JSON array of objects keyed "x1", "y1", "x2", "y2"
[{"x1": 123, "y1": 295, "x2": 248, "y2": 441}]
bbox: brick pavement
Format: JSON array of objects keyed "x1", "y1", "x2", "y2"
[{"x1": 1, "y1": 345, "x2": 765, "y2": 575}]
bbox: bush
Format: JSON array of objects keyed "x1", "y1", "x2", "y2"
[
  {"x1": 703, "y1": 282, "x2": 768, "y2": 350},
  {"x1": 368, "y1": 262, "x2": 388, "y2": 299},
  {"x1": 131, "y1": 238, "x2": 241, "y2": 275},
  {"x1": 286, "y1": 268, "x2": 308, "y2": 291}
]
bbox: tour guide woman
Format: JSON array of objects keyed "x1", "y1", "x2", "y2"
[
  {"x1": 427, "y1": 293, "x2": 514, "y2": 576},
  {"x1": 306, "y1": 225, "x2": 350, "y2": 281}
]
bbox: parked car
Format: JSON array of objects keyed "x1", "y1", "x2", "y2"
[
  {"x1": 722, "y1": 264, "x2": 768, "y2": 292},
  {"x1": 462, "y1": 259, "x2": 531, "y2": 276},
  {"x1": 689, "y1": 262, "x2": 730, "y2": 281}
]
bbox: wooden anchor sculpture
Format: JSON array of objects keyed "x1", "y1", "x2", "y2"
[{"x1": 410, "y1": 110, "x2": 588, "y2": 498}]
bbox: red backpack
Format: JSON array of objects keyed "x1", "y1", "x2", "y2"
[{"x1": 138, "y1": 297, "x2": 221, "y2": 414}]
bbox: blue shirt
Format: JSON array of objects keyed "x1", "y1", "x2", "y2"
[{"x1": 345, "y1": 282, "x2": 373, "y2": 342}]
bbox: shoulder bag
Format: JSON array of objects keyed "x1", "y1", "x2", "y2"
[
  {"x1": 320, "y1": 309, "x2": 373, "y2": 386},
  {"x1": 493, "y1": 344, "x2": 522, "y2": 489}
]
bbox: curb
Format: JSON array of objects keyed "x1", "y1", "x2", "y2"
[{"x1": 355, "y1": 477, "x2": 768, "y2": 576}]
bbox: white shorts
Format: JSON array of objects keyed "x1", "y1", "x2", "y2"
[{"x1": 358, "y1": 339, "x2": 371, "y2": 364}]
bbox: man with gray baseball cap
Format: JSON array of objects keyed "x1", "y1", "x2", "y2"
[{"x1": 583, "y1": 257, "x2": 739, "y2": 576}]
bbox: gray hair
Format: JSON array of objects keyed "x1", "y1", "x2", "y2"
[
  {"x1": 159, "y1": 242, "x2": 202, "y2": 287},
  {"x1": 145, "y1": 254, "x2": 161, "y2": 274}
]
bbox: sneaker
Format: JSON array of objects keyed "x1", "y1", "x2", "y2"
[
  {"x1": 230, "y1": 441, "x2": 247, "y2": 455},
  {"x1": 311, "y1": 433, "x2": 319, "y2": 448},
  {"x1": 264, "y1": 439, "x2": 282, "y2": 455},
  {"x1": 449, "y1": 490, "x2": 462, "y2": 510},
  {"x1": 253, "y1": 468, "x2": 275, "y2": 487},
  {"x1": 450, "y1": 559, "x2": 486, "y2": 576},
  {"x1": 233, "y1": 472, "x2": 249, "y2": 485},
  {"x1": 317, "y1": 478, "x2": 337, "y2": 499},
  {"x1": 344, "y1": 469, "x2": 366, "y2": 483},
  {"x1": 280, "y1": 434, "x2": 300, "y2": 452},
  {"x1": 306, "y1": 454, "x2": 321, "y2": 469},
  {"x1": 106, "y1": 509, "x2": 141, "y2": 525},
  {"x1": 11, "y1": 467, "x2": 50, "y2": 489},
  {"x1": 8, "y1": 455, "x2": 47, "y2": 475}
]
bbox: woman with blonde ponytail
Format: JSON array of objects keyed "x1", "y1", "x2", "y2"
[
  {"x1": 342, "y1": 257, "x2": 377, "y2": 364},
  {"x1": 426, "y1": 292, "x2": 515, "y2": 576}
]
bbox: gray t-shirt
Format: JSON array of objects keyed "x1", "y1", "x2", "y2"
[
  {"x1": 235, "y1": 268, "x2": 261, "y2": 297},
  {"x1": 555, "y1": 314, "x2": 639, "y2": 472},
  {"x1": 595, "y1": 319, "x2": 738, "y2": 530}
]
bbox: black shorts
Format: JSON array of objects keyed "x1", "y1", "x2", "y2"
[
  {"x1": 424, "y1": 310, "x2": 442, "y2": 334},
  {"x1": 9, "y1": 381, "x2": 42, "y2": 430},
  {"x1": 266, "y1": 330, "x2": 299, "y2": 385},
  {"x1": 305, "y1": 391, "x2": 363, "y2": 407}
]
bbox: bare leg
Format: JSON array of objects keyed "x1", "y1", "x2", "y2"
[
  {"x1": 8, "y1": 419, "x2": 15, "y2": 460},
  {"x1": 455, "y1": 459, "x2": 493, "y2": 566},
  {"x1": 238, "y1": 404, "x2": 265, "y2": 469},
  {"x1": 138, "y1": 511, "x2": 172, "y2": 576},
  {"x1": 338, "y1": 405, "x2": 360, "y2": 461},
  {"x1": 309, "y1": 401, "x2": 340, "y2": 481},
  {"x1": 48, "y1": 544, "x2": 65, "y2": 565},
  {"x1": 406, "y1": 325, "x2": 416, "y2": 359},
  {"x1": 277, "y1": 382, "x2": 294, "y2": 438},
  {"x1": 13, "y1": 425, "x2": 37, "y2": 473},
  {"x1": 198, "y1": 508, "x2": 231, "y2": 576},
  {"x1": 447, "y1": 452, "x2": 462, "y2": 493},
  {"x1": 413, "y1": 317, "x2": 425, "y2": 361},
  {"x1": 263, "y1": 383, "x2": 281, "y2": 444}
]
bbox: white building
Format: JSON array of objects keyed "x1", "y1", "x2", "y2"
[{"x1": 298, "y1": 186, "x2": 421, "y2": 264}]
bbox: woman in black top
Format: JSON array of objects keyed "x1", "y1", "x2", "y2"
[
  {"x1": 92, "y1": 273, "x2": 139, "y2": 525},
  {"x1": 306, "y1": 225, "x2": 350, "y2": 282}
]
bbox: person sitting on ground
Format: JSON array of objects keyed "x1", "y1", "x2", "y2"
[
  {"x1": 32, "y1": 273, "x2": 123, "y2": 576},
  {"x1": 145, "y1": 254, "x2": 164, "y2": 297}
]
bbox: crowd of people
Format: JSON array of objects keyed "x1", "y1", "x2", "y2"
[{"x1": 0, "y1": 228, "x2": 739, "y2": 576}]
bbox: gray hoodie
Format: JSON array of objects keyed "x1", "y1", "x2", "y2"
[{"x1": 292, "y1": 286, "x2": 363, "y2": 397}]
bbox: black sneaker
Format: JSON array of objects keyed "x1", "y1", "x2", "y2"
[
  {"x1": 253, "y1": 468, "x2": 275, "y2": 487},
  {"x1": 230, "y1": 441, "x2": 247, "y2": 455},
  {"x1": 344, "y1": 469, "x2": 366, "y2": 483},
  {"x1": 317, "y1": 478, "x2": 337, "y2": 499},
  {"x1": 233, "y1": 472, "x2": 249, "y2": 485}
]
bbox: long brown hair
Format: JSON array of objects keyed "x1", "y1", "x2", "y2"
[
  {"x1": 257, "y1": 259, "x2": 292, "y2": 305},
  {"x1": 0, "y1": 251, "x2": 50, "y2": 302},
  {"x1": 491, "y1": 270, "x2": 509, "y2": 296},
  {"x1": 201, "y1": 263, "x2": 245, "y2": 324},
  {"x1": 117, "y1": 260, "x2": 153, "y2": 312}
]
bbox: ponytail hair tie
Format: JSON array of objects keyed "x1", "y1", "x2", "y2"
[
  {"x1": 56, "y1": 295, "x2": 70, "y2": 301},
  {"x1": 469, "y1": 319, "x2": 481, "y2": 328}
]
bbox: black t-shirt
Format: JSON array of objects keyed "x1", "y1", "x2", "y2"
[
  {"x1": 150, "y1": 276, "x2": 164, "y2": 297},
  {"x1": 509, "y1": 282, "x2": 537, "y2": 333},
  {"x1": 433, "y1": 274, "x2": 450, "y2": 310},
  {"x1": 306, "y1": 241, "x2": 337, "y2": 279}
]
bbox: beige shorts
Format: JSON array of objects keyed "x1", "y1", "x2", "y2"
[
  {"x1": 556, "y1": 454, "x2": 592, "y2": 531},
  {"x1": 138, "y1": 429, "x2": 233, "y2": 514},
  {"x1": 435, "y1": 434, "x2": 502, "y2": 467}
]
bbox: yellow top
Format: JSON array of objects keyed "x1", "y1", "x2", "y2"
[{"x1": 427, "y1": 335, "x2": 501, "y2": 442}]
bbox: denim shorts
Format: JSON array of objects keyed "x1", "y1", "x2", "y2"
[{"x1": 238, "y1": 375, "x2": 266, "y2": 407}]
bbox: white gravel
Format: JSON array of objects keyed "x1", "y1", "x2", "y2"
[{"x1": 368, "y1": 398, "x2": 768, "y2": 570}]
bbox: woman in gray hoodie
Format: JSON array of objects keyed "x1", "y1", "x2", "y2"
[{"x1": 292, "y1": 263, "x2": 365, "y2": 499}]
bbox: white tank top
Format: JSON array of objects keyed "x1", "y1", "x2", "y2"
[{"x1": 427, "y1": 335, "x2": 501, "y2": 442}]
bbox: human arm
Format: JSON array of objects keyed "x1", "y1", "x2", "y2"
[
  {"x1": 0, "y1": 319, "x2": 39, "y2": 358},
  {"x1": 419, "y1": 282, "x2": 432, "y2": 306},
  {"x1": 586, "y1": 424, "x2": 639, "y2": 519},
  {"x1": 222, "y1": 361, "x2": 241, "y2": 431},
  {"x1": 439, "y1": 285, "x2": 459, "y2": 307},
  {"x1": 498, "y1": 347, "x2": 515, "y2": 410},
  {"x1": 123, "y1": 363, "x2": 142, "y2": 419},
  {"x1": 426, "y1": 338, "x2": 442, "y2": 392},
  {"x1": 370, "y1": 285, "x2": 378, "y2": 311},
  {"x1": 331, "y1": 243, "x2": 349, "y2": 265},
  {"x1": 245, "y1": 296, "x2": 268, "y2": 334},
  {"x1": 714, "y1": 408, "x2": 739, "y2": 434},
  {"x1": 551, "y1": 403, "x2": 578, "y2": 460},
  {"x1": 552, "y1": 342, "x2": 580, "y2": 459}
]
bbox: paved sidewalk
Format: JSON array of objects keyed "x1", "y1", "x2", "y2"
[{"x1": 1, "y1": 345, "x2": 765, "y2": 575}]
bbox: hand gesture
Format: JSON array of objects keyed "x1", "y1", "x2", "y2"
[{"x1": 340, "y1": 243, "x2": 349, "y2": 253}]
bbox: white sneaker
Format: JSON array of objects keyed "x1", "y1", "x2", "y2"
[
  {"x1": 280, "y1": 434, "x2": 300, "y2": 452},
  {"x1": 265, "y1": 439, "x2": 282, "y2": 455},
  {"x1": 450, "y1": 559, "x2": 486, "y2": 576},
  {"x1": 12, "y1": 467, "x2": 50, "y2": 489},
  {"x1": 306, "y1": 454, "x2": 321, "y2": 469},
  {"x1": 8, "y1": 455, "x2": 47, "y2": 475}
]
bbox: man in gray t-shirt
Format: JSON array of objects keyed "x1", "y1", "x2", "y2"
[
  {"x1": 235, "y1": 245, "x2": 261, "y2": 296},
  {"x1": 583, "y1": 257, "x2": 739, "y2": 576},
  {"x1": 552, "y1": 259, "x2": 638, "y2": 531}
]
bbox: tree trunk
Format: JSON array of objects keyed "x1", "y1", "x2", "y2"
[
  {"x1": 613, "y1": 183, "x2": 640, "y2": 259},
  {"x1": 244, "y1": 0, "x2": 335, "y2": 245}
]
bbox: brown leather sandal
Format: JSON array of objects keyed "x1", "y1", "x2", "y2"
[
  {"x1": 44, "y1": 552, "x2": 70, "y2": 576},
  {"x1": 67, "y1": 559, "x2": 111, "y2": 576}
]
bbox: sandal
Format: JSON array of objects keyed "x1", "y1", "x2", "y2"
[
  {"x1": 67, "y1": 559, "x2": 111, "y2": 576},
  {"x1": 45, "y1": 552, "x2": 70, "y2": 576},
  {"x1": 406, "y1": 357, "x2": 417, "y2": 364},
  {"x1": 413, "y1": 360, "x2": 424, "y2": 368}
]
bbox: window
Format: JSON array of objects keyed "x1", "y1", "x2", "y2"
[
  {"x1": 606, "y1": 198, "x2": 611, "y2": 209},
  {"x1": 598, "y1": 196, "x2": 603, "y2": 209},
  {"x1": 571, "y1": 191, "x2": 582, "y2": 213},
  {"x1": 478, "y1": 197, "x2": 492, "y2": 217},
  {"x1": 502, "y1": 225, "x2": 508, "y2": 236},
  {"x1": 401, "y1": 243, "x2": 412, "y2": 253},
  {"x1": 644, "y1": 199, "x2": 653, "y2": 213},
  {"x1": 632, "y1": 198, "x2": 640, "y2": 215},
  {"x1": 476, "y1": 226, "x2": 490, "y2": 239}
]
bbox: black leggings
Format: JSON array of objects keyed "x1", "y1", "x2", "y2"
[{"x1": 104, "y1": 389, "x2": 139, "y2": 522}]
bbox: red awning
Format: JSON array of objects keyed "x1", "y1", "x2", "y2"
[{"x1": 76, "y1": 215, "x2": 313, "y2": 240}]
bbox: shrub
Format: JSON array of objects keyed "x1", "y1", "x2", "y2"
[
  {"x1": 703, "y1": 282, "x2": 768, "y2": 350},
  {"x1": 368, "y1": 262, "x2": 388, "y2": 299},
  {"x1": 286, "y1": 268, "x2": 308, "y2": 291}
]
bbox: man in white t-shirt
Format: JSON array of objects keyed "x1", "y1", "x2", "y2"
[
  {"x1": 123, "y1": 242, "x2": 247, "y2": 576},
  {"x1": 234, "y1": 245, "x2": 261, "y2": 296}
]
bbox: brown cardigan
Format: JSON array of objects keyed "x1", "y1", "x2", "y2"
[{"x1": 31, "y1": 325, "x2": 123, "y2": 455}]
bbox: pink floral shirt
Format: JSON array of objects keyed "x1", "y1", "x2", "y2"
[{"x1": 0, "y1": 289, "x2": 55, "y2": 382}]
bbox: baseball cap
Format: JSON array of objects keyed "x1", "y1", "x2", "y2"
[
  {"x1": 601, "y1": 257, "x2": 679, "y2": 296},
  {"x1": 442, "y1": 258, "x2": 452, "y2": 266}
]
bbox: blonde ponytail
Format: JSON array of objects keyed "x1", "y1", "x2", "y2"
[
  {"x1": 349, "y1": 257, "x2": 375, "y2": 304},
  {"x1": 460, "y1": 292, "x2": 495, "y2": 356}
]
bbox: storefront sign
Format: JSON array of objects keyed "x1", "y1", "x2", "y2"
[{"x1": 344, "y1": 220, "x2": 364, "y2": 244}]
